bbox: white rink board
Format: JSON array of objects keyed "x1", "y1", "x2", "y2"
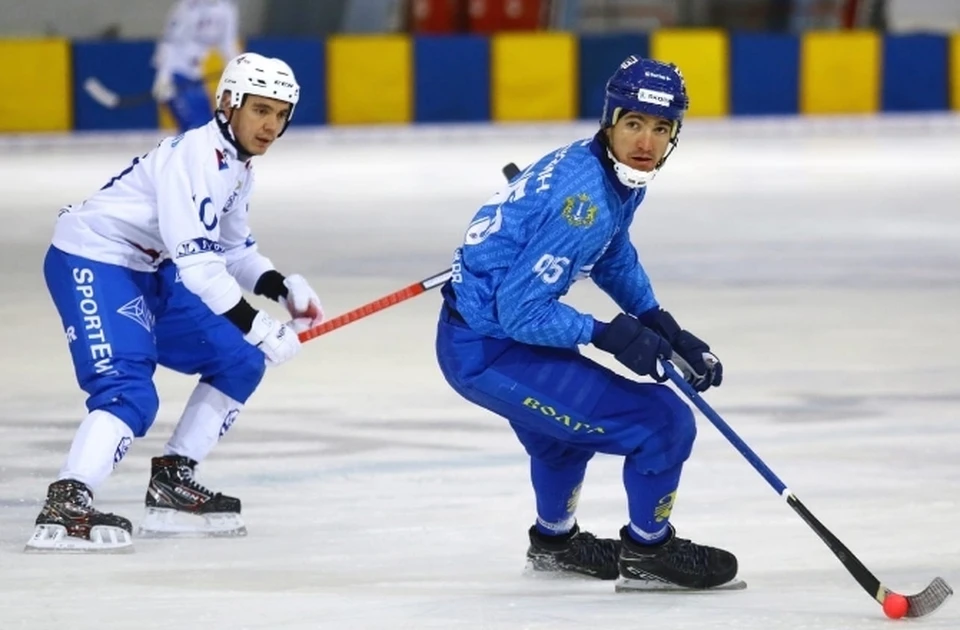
[{"x1": 0, "y1": 115, "x2": 958, "y2": 629}]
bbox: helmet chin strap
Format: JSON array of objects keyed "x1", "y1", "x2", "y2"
[
  {"x1": 215, "y1": 109, "x2": 253, "y2": 160},
  {"x1": 604, "y1": 120, "x2": 681, "y2": 189},
  {"x1": 607, "y1": 148, "x2": 658, "y2": 188}
]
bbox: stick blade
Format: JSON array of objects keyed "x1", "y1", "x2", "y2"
[
  {"x1": 905, "y1": 577, "x2": 953, "y2": 618},
  {"x1": 83, "y1": 77, "x2": 120, "y2": 108}
]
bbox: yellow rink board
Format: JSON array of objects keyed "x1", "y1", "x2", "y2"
[
  {"x1": 492, "y1": 33, "x2": 577, "y2": 122},
  {"x1": 327, "y1": 36, "x2": 412, "y2": 125},
  {"x1": 801, "y1": 31, "x2": 880, "y2": 114},
  {"x1": 0, "y1": 38, "x2": 72, "y2": 132},
  {"x1": 650, "y1": 30, "x2": 729, "y2": 117}
]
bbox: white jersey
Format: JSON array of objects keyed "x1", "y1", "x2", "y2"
[
  {"x1": 52, "y1": 119, "x2": 274, "y2": 316},
  {"x1": 154, "y1": 0, "x2": 240, "y2": 81}
]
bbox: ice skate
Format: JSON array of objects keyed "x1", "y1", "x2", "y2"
[
  {"x1": 137, "y1": 455, "x2": 246, "y2": 538},
  {"x1": 615, "y1": 525, "x2": 745, "y2": 592},
  {"x1": 524, "y1": 524, "x2": 620, "y2": 580},
  {"x1": 24, "y1": 479, "x2": 133, "y2": 553}
]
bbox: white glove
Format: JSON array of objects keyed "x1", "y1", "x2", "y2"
[
  {"x1": 151, "y1": 73, "x2": 175, "y2": 102},
  {"x1": 280, "y1": 274, "x2": 324, "y2": 326},
  {"x1": 243, "y1": 310, "x2": 301, "y2": 367}
]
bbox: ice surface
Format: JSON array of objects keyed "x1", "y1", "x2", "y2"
[{"x1": 0, "y1": 115, "x2": 958, "y2": 629}]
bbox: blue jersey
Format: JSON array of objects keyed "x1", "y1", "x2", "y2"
[{"x1": 447, "y1": 133, "x2": 659, "y2": 349}]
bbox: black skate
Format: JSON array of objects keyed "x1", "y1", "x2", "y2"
[
  {"x1": 615, "y1": 525, "x2": 745, "y2": 592},
  {"x1": 24, "y1": 479, "x2": 133, "y2": 553},
  {"x1": 136, "y1": 455, "x2": 246, "y2": 538},
  {"x1": 525, "y1": 524, "x2": 620, "y2": 580}
]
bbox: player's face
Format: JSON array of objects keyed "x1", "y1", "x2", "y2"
[
  {"x1": 231, "y1": 95, "x2": 292, "y2": 155},
  {"x1": 605, "y1": 112, "x2": 673, "y2": 172}
]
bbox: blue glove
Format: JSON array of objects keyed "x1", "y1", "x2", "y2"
[
  {"x1": 592, "y1": 314, "x2": 672, "y2": 381},
  {"x1": 639, "y1": 308, "x2": 723, "y2": 392}
]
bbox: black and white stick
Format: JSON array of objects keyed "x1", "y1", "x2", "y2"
[
  {"x1": 82, "y1": 77, "x2": 157, "y2": 109},
  {"x1": 663, "y1": 357, "x2": 953, "y2": 618}
]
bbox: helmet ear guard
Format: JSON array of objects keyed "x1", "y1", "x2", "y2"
[
  {"x1": 216, "y1": 53, "x2": 300, "y2": 135},
  {"x1": 600, "y1": 55, "x2": 690, "y2": 188}
]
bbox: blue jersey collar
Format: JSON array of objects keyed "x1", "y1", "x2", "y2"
[{"x1": 589, "y1": 132, "x2": 633, "y2": 204}]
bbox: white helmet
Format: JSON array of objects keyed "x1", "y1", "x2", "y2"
[{"x1": 216, "y1": 53, "x2": 300, "y2": 126}]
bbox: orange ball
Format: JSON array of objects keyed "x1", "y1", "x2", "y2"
[{"x1": 882, "y1": 593, "x2": 909, "y2": 619}]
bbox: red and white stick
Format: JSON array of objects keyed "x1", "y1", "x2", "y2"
[
  {"x1": 297, "y1": 162, "x2": 522, "y2": 344},
  {"x1": 297, "y1": 269, "x2": 453, "y2": 342}
]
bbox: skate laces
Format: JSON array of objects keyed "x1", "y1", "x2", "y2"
[
  {"x1": 664, "y1": 536, "x2": 713, "y2": 575},
  {"x1": 567, "y1": 531, "x2": 620, "y2": 570},
  {"x1": 172, "y1": 460, "x2": 217, "y2": 498}
]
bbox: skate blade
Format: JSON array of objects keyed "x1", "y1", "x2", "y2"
[
  {"x1": 615, "y1": 576, "x2": 747, "y2": 593},
  {"x1": 523, "y1": 560, "x2": 617, "y2": 581},
  {"x1": 24, "y1": 524, "x2": 134, "y2": 554},
  {"x1": 136, "y1": 507, "x2": 247, "y2": 538}
]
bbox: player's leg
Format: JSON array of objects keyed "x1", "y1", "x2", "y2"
[
  {"x1": 168, "y1": 74, "x2": 214, "y2": 132},
  {"x1": 136, "y1": 262, "x2": 265, "y2": 537},
  {"x1": 436, "y1": 310, "x2": 739, "y2": 588},
  {"x1": 506, "y1": 426, "x2": 622, "y2": 579},
  {"x1": 437, "y1": 312, "x2": 620, "y2": 577},
  {"x1": 27, "y1": 246, "x2": 162, "y2": 553}
]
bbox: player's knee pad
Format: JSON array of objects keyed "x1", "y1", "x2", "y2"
[
  {"x1": 86, "y1": 372, "x2": 160, "y2": 438},
  {"x1": 510, "y1": 421, "x2": 595, "y2": 468},
  {"x1": 628, "y1": 388, "x2": 696, "y2": 475},
  {"x1": 200, "y1": 343, "x2": 265, "y2": 403}
]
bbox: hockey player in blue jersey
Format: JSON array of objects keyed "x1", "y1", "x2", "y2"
[{"x1": 435, "y1": 55, "x2": 740, "y2": 591}]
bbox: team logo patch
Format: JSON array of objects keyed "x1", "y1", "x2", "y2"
[
  {"x1": 175, "y1": 237, "x2": 224, "y2": 259},
  {"x1": 219, "y1": 409, "x2": 240, "y2": 438},
  {"x1": 117, "y1": 296, "x2": 155, "y2": 333},
  {"x1": 215, "y1": 148, "x2": 229, "y2": 171},
  {"x1": 654, "y1": 491, "x2": 677, "y2": 523},
  {"x1": 113, "y1": 436, "x2": 132, "y2": 467},
  {"x1": 561, "y1": 193, "x2": 597, "y2": 228}
]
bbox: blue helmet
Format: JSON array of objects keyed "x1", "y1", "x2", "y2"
[{"x1": 601, "y1": 56, "x2": 689, "y2": 128}]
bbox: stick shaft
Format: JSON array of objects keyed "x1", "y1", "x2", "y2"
[
  {"x1": 298, "y1": 161, "x2": 521, "y2": 343},
  {"x1": 660, "y1": 360, "x2": 886, "y2": 602},
  {"x1": 297, "y1": 269, "x2": 452, "y2": 342}
]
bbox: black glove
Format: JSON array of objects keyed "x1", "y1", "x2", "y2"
[
  {"x1": 592, "y1": 314, "x2": 672, "y2": 381},
  {"x1": 639, "y1": 308, "x2": 723, "y2": 392}
]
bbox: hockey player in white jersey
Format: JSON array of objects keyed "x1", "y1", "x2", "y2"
[
  {"x1": 26, "y1": 53, "x2": 320, "y2": 553},
  {"x1": 152, "y1": 0, "x2": 240, "y2": 132}
]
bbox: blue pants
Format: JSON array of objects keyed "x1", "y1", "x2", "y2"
[
  {"x1": 44, "y1": 246, "x2": 265, "y2": 437},
  {"x1": 436, "y1": 301, "x2": 696, "y2": 535},
  {"x1": 167, "y1": 74, "x2": 212, "y2": 132}
]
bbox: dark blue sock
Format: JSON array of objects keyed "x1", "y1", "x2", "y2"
[
  {"x1": 531, "y1": 457, "x2": 587, "y2": 536},
  {"x1": 623, "y1": 458, "x2": 682, "y2": 545}
]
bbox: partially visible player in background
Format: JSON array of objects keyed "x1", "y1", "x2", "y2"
[
  {"x1": 26, "y1": 53, "x2": 322, "y2": 554},
  {"x1": 435, "y1": 55, "x2": 740, "y2": 591},
  {"x1": 152, "y1": 0, "x2": 241, "y2": 132}
]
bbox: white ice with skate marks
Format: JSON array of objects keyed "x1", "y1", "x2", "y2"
[{"x1": 0, "y1": 116, "x2": 958, "y2": 629}]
